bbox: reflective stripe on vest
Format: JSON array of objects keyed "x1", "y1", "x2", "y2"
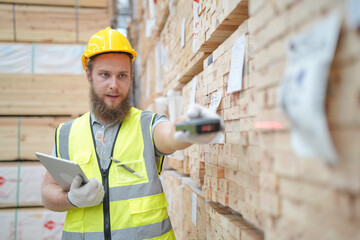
[
  {"x1": 56, "y1": 107, "x2": 175, "y2": 240},
  {"x1": 55, "y1": 119, "x2": 75, "y2": 159},
  {"x1": 62, "y1": 219, "x2": 174, "y2": 240}
]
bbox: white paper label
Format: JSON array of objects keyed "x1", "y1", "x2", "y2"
[
  {"x1": 210, "y1": 131, "x2": 225, "y2": 144},
  {"x1": 181, "y1": 18, "x2": 186, "y2": 48},
  {"x1": 190, "y1": 76, "x2": 197, "y2": 104},
  {"x1": 155, "y1": 42, "x2": 163, "y2": 93},
  {"x1": 161, "y1": 45, "x2": 169, "y2": 72},
  {"x1": 167, "y1": 90, "x2": 183, "y2": 122},
  {"x1": 192, "y1": 192, "x2": 197, "y2": 226},
  {"x1": 209, "y1": 90, "x2": 224, "y2": 144},
  {"x1": 148, "y1": 0, "x2": 156, "y2": 19},
  {"x1": 193, "y1": 0, "x2": 200, "y2": 53},
  {"x1": 346, "y1": 0, "x2": 360, "y2": 29},
  {"x1": 145, "y1": 20, "x2": 154, "y2": 38},
  {"x1": 0, "y1": 43, "x2": 85, "y2": 74},
  {"x1": 146, "y1": 58, "x2": 151, "y2": 98},
  {"x1": 227, "y1": 34, "x2": 246, "y2": 94},
  {"x1": 278, "y1": 11, "x2": 341, "y2": 163},
  {"x1": 209, "y1": 90, "x2": 222, "y2": 112}
]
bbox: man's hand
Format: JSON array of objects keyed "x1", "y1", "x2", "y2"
[
  {"x1": 173, "y1": 103, "x2": 224, "y2": 144},
  {"x1": 67, "y1": 175, "x2": 104, "y2": 208}
]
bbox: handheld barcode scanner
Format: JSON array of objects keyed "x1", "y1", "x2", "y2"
[{"x1": 175, "y1": 118, "x2": 221, "y2": 135}]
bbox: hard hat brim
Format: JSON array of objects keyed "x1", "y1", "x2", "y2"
[{"x1": 82, "y1": 49, "x2": 137, "y2": 71}]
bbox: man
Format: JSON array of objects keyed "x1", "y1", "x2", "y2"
[{"x1": 41, "y1": 27, "x2": 221, "y2": 240}]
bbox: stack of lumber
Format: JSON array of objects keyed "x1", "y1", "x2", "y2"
[
  {"x1": 198, "y1": 20, "x2": 264, "y2": 229},
  {"x1": 206, "y1": 201, "x2": 263, "y2": 240},
  {"x1": 128, "y1": 0, "x2": 171, "y2": 109},
  {"x1": 0, "y1": 74, "x2": 89, "y2": 116},
  {"x1": 0, "y1": 0, "x2": 108, "y2": 7},
  {"x1": 132, "y1": 0, "x2": 360, "y2": 239},
  {"x1": 0, "y1": 0, "x2": 110, "y2": 43},
  {"x1": 0, "y1": 1, "x2": 112, "y2": 238},
  {"x1": 0, "y1": 117, "x2": 70, "y2": 161},
  {"x1": 129, "y1": 0, "x2": 169, "y2": 69},
  {"x1": 161, "y1": 171, "x2": 207, "y2": 240},
  {"x1": 195, "y1": 0, "x2": 248, "y2": 52},
  {"x1": 129, "y1": 0, "x2": 263, "y2": 239},
  {"x1": 159, "y1": 0, "x2": 210, "y2": 91},
  {"x1": 136, "y1": 45, "x2": 172, "y2": 111},
  {"x1": 181, "y1": 178, "x2": 206, "y2": 240},
  {"x1": 185, "y1": 144, "x2": 204, "y2": 186},
  {"x1": 164, "y1": 155, "x2": 190, "y2": 176},
  {"x1": 250, "y1": 0, "x2": 360, "y2": 239},
  {"x1": 154, "y1": 0, "x2": 170, "y2": 36},
  {"x1": 160, "y1": 170, "x2": 185, "y2": 240},
  {"x1": 181, "y1": 76, "x2": 206, "y2": 185}
]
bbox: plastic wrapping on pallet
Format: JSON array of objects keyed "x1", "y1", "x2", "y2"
[
  {"x1": 0, "y1": 162, "x2": 46, "y2": 207},
  {"x1": 0, "y1": 208, "x2": 66, "y2": 240},
  {"x1": 0, "y1": 43, "x2": 85, "y2": 74}
]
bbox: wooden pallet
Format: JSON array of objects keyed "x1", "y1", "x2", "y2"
[{"x1": 0, "y1": 74, "x2": 89, "y2": 116}]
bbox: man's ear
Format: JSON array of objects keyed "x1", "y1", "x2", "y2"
[{"x1": 85, "y1": 68, "x2": 92, "y2": 82}]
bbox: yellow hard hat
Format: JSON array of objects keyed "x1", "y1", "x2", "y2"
[{"x1": 82, "y1": 27, "x2": 137, "y2": 70}]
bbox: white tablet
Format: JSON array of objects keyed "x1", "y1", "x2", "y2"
[{"x1": 36, "y1": 152, "x2": 89, "y2": 192}]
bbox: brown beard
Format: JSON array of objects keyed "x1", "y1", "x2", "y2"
[{"x1": 89, "y1": 83, "x2": 131, "y2": 123}]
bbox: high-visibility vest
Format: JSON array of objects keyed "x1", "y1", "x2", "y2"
[{"x1": 55, "y1": 107, "x2": 175, "y2": 240}]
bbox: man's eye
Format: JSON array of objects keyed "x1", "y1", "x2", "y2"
[
  {"x1": 101, "y1": 73, "x2": 109, "y2": 78},
  {"x1": 120, "y1": 74, "x2": 126, "y2": 78}
]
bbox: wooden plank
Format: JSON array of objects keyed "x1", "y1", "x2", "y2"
[
  {"x1": 14, "y1": 4, "x2": 110, "y2": 43},
  {"x1": 177, "y1": 51, "x2": 210, "y2": 84},
  {"x1": 154, "y1": 0, "x2": 211, "y2": 93},
  {"x1": 164, "y1": 156, "x2": 190, "y2": 175},
  {"x1": 154, "y1": 0, "x2": 170, "y2": 35},
  {"x1": 161, "y1": 170, "x2": 185, "y2": 239},
  {"x1": 205, "y1": 201, "x2": 264, "y2": 240},
  {"x1": 0, "y1": 118, "x2": 18, "y2": 160},
  {"x1": 182, "y1": 179, "x2": 206, "y2": 240},
  {"x1": 196, "y1": 0, "x2": 249, "y2": 53},
  {"x1": 0, "y1": 0, "x2": 108, "y2": 8},
  {"x1": 0, "y1": 74, "x2": 89, "y2": 116},
  {"x1": 15, "y1": 5, "x2": 77, "y2": 43},
  {"x1": 21, "y1": 117, "x2": 71, "y2": 160},
  {"x1": 78, "y1": 7, "x2": 111, "y2": 43},
  {"x1": 138, "y1": 49, "x2": 165, "y2": 109},
  {"x1": 0, "y1": 4, "x2": 14, "y2": 41},
  {"x1": 0, "y1": 116, "x2": 72, "y2": 161}
]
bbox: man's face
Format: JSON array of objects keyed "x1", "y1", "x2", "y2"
[{"x1": 86, "y1": 53, "x2": 132, "y2": 123}]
